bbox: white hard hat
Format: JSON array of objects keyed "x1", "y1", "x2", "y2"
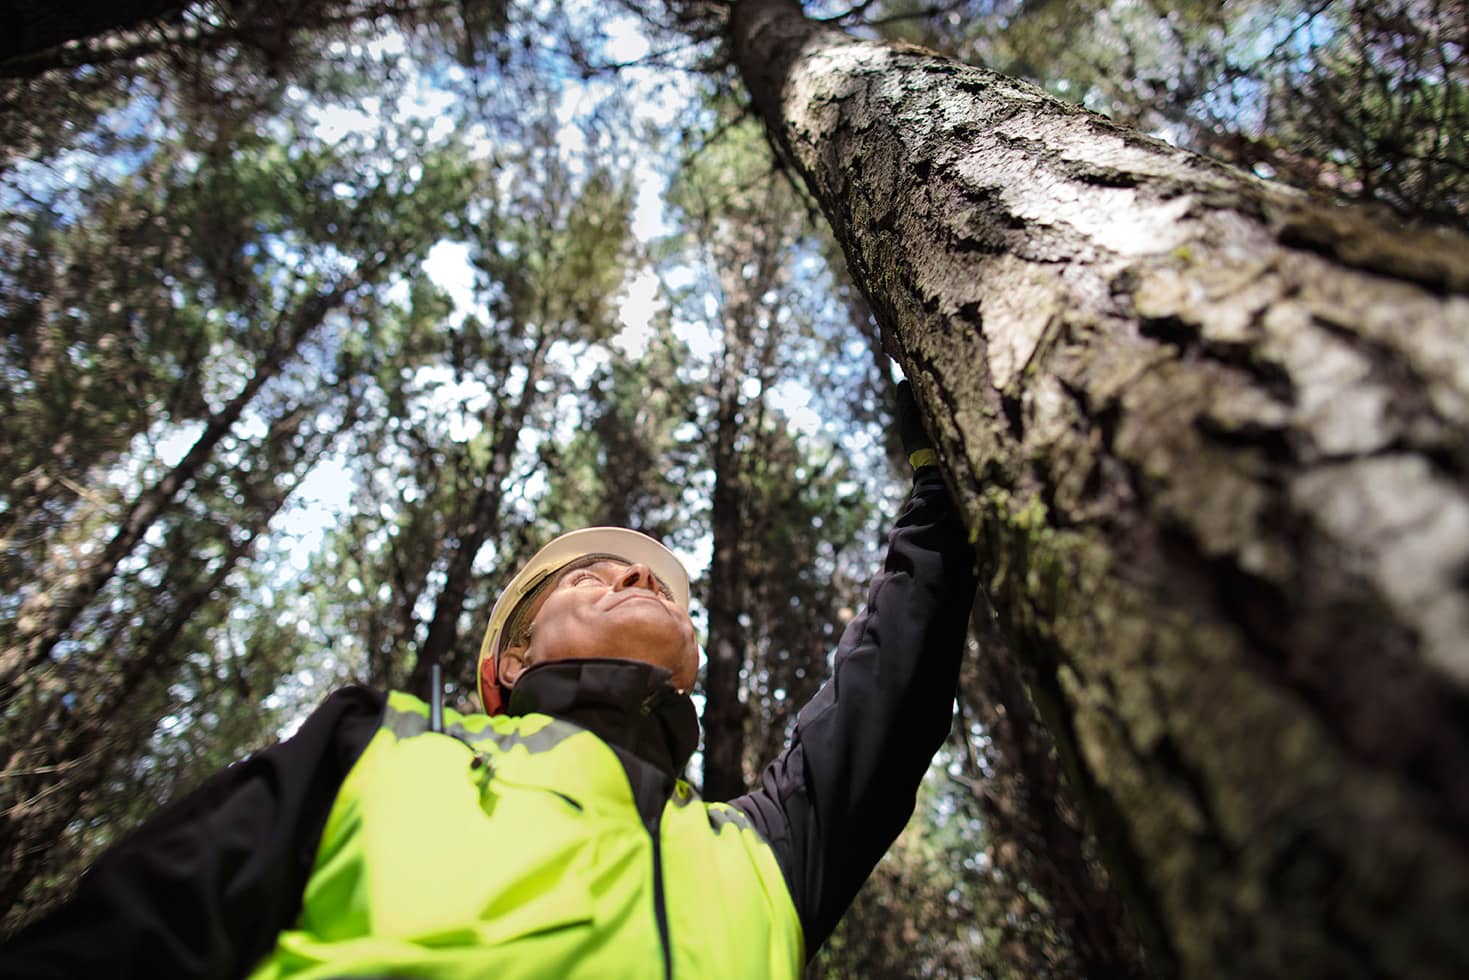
[{"x1": 475, "y1": 527, "x2": 690, "y2": 713}]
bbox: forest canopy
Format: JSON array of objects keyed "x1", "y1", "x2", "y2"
[{"x1": 2, "y1": 0, "x2": 1465, "y2": 976}]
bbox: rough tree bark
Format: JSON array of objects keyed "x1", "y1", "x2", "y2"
[
  {"x1": 729, "y1": 1, "x2": 1469, "y2": 977},
  {"x1": 959, "y1": 602, "x2": 1147, "y2": 977}
]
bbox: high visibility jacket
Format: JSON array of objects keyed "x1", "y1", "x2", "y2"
[
  {"x1": 247, "y1": 691, "x2": 802, "y2": 980},
  {"x1": 1, "y1": 468, "x2": 977, "y2": 979}
]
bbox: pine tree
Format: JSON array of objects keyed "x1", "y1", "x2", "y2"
[{"x1": 721, "y1": 0, "x2": 1469, "y2": 975}]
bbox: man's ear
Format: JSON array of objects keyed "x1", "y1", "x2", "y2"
[
  {"x1": 498, "y1": 646, "x2": 529, "y2": 687},
  {"x1": 478, "y1": 654, "x2": 499, "y2": 699}
]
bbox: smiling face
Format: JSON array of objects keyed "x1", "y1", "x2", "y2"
[{"x1": 497, "y1": 558, "x2": 700, "y2": 692}]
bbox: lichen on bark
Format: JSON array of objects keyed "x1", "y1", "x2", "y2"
[{"x1": 731, "y1": 0, "x2": 1469, "y2": 975}]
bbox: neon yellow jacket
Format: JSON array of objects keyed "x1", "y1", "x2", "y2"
[
  {"x1": 248, "y1": 690, "x2": 802, "y2": 980},
  {"x1": 1, "y1": 469, "x2": 976, "y2": 979}
]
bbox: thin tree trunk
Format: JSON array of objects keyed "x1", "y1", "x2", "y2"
[
  {"x1": 0, "y1": 277, "x2": 364, "y2": 705},
  {"x1": 700, "y1": 199, "x2": 790, "y2": 801},
  {"x1": 701, "y1": 345, "x2": 750, "y2": 801},
  {"x1": 730, "y1": 1, "x2": 1469, "y2": 976},
  {"x1": 0, "y1": 497, "x2": 281, "y2": 916},
  {"x1": 0, "y1": 394, "x2": 344, "y2": 917},
  {"x1": 405, "y1": 335, "x2": 552, "y2": 699}
]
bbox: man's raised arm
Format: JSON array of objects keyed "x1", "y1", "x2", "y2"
[{"x1": 732, "y1": 382, "x2": 980, "y2": 955}]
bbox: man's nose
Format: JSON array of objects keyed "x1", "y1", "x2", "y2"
[{"x1": 613, "y1": 563, "x2": 658, "y2": 593}]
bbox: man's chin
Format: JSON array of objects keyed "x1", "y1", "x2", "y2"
[{"x1": 604, "y1": 642, "x2": 697, "y2": 692}]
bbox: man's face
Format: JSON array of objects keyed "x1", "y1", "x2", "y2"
[{"x1": 499, "y1": 559, "x2": 700, "y2": 692}]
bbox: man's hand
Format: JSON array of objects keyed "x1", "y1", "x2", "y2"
[{"x1": 895, "y1": 379, "x2": 938, "y2": 470}]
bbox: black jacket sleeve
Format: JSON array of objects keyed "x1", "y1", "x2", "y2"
[
  {"x1": 731, "y1": 467, "x2": 978, "y2": 955},
  {"x1": 0, "y1": 685, "x2": 385, "y2": 980}
]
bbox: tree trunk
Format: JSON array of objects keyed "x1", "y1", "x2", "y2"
[
  {"x1": 959, "y1": 600, "x2": 1147, "y2": 977},
  {"x1": 0, "y1": 391, "x2": 349, "y2": 918},
  {"x1": 729, "y1": 1, "x2": 1469, "y2": 976},
  {"x1": 405, "y1": 334, "x2": 552, "y2": 700},
  {"x1": 0, "y1": 281, "x2": 352, "y2": 705},
  {"x1": 700, "y1": 191, "x2": 791, "y2": 801},
  {"x1": 701, "y1": 343, "x2": 750, "y2": 801},
  {"x1": 0, "y1": 1, "x2": 459, "y2": 80},
  {"x1": 0, "y1": 489, "x2": 286, "y2": 917}
]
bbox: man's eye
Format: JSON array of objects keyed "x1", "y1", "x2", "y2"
[{"x1": 570, "y1": 571, "x2": 603, "y2": 586}]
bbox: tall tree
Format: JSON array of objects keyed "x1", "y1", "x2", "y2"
[
  {"x1": 0, "y1": 82, "x2": 474, "y2": 922},
  {"x1": 0, "y1": 0, "x2": 513, "y2": 178},
  {"x1": 671, "y1": 126, "x2": 799, "y2": 802},
  {"x1": 715, "y1": 0, "x2": 1469, "y2": 976},
  {"x1": 0, "y1": 133, "x2": 471, "y2": 706},
  {"x1": 401, "y1": 147, "x2": 636, "y2": 699},
  {"x1": 0, "y1": 384, "x2": 353, "y2": 919},
  {"x1": 292, "y1": 123, "x2": 638, "y2": 702},
  {"x1": 952, "y1": 602, "x2": 1148, "y2": 977},
  {"x1": 661, "y1": 109, "x2": 890, "y2": 801}
]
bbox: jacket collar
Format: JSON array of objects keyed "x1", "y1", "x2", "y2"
[{"x1": 504, "y1": 658, "x2": 700, "y2": 777}]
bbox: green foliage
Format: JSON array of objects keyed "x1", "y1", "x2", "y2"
[
  {"x1": 1274, "y1": 0, "x2": 1469, "y2": 225},
  {"x1": 813, "y1": 753, "x2": 1001, "y2": 979},
  {"x1": 0, "y1": 13, "x2": 492, "y2": 921},
  {"x1": 538, "y1": 325, "x2": 696, "y2": 540},
  {"x1": 879, "y1": 0, "x2": 1468, "y2": 227},
  {"x1": 287, "y1": 116, "x2": 640, "y2": 701},
  {"x1": 1, "y1": 0, "x2": 1159, "y2": 971},
  {"x1": 739, "y1": 426, "x2": 878, "y2": 770}
]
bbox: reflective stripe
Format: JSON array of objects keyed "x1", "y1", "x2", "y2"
[
  {"x1": 707, "y1": 805, "x2": 756, "y2": 834},
  {"x1": 250, "y1": 692, "x2": 804, "y2": 979},
  {"x1": 383, "y1": 703, "x2": 579, "y2": 755},
  {"x1": 448, "y1": 719, "x2": 579, "y2": 755},
  {"x1": 384, "y1": 705, "x2": 431, "y2": 740}
]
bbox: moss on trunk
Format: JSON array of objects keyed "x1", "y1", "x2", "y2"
[{"x1": 730, "y1": 1, "x2": 1469, "y2": 975}]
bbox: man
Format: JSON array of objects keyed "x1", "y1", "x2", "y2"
[{"x1": 1, "y1": 382, "x2": 978, "y2": 978}]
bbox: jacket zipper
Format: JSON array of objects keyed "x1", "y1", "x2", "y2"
[
  {"x1": 650, "y1": 820, "x2": 673, "y2": 979},
  {"x1": 638, "y1": 688, "x2": 672, "y2": 979}
]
